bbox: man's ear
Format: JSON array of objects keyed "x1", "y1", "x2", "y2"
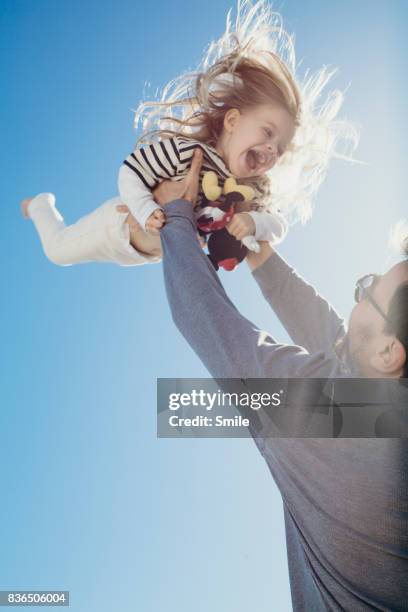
[
  {"x1": 223, "y1": 108, "x2": 241, "y2": 133},
  {"x1": 369, "y1": 335, "x2": 406, "y2": 376}
]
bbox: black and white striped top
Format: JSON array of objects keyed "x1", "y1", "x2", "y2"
[
  {"x1": 119, "y1": 136, "x2": 285, "y2": 242},
  {"x1": 124, "y1": 136, "x2": 231, "y2": 188}
]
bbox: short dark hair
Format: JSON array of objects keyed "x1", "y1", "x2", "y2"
[{"x1": 385, "y1": 281, "x2": 408, "y2": 378}]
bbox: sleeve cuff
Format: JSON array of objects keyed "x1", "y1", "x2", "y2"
[
  {"x1": 139, "y1": 201, "x2": 163, "y2": 230},
  {"x1": 164, "y1": 199, "x2": 196, "y2": 223},
  {"x1": 248, "y1": 210, "x2": 288, "y2": 243}
]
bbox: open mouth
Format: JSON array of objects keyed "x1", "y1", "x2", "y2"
[{"x1": 245, "y1": 149, "x2": 274, "y2": 173}]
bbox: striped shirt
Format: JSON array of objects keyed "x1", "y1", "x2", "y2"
[
  {"x1": 119, "y1": 136, "x2": 286, "y2": 242},
  {"x1": 124, "y1": 137, "x2": 231, "y2": 189}
]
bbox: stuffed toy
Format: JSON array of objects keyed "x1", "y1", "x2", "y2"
[{"x1": 196, "y1": 172, "x2": 260, "y2": 271}]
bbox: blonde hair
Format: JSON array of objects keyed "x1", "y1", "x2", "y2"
[{"x1": 134, "y1": 0, "x2": 359, "y2": 223}]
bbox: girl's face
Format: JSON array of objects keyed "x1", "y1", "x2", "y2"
[{"x1": 217, "y1": 104, "x2": 296, "y2": 179}]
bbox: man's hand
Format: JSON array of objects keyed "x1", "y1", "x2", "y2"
[
  {"x1": 116, "y1": 204, "x2": 164, "y2": 236},
  {"x1": 115, "y1": 204, "x2": 162, "y2": 257},
  {"x1": 226, "y1": 212, "x2": 256, "y2": 241},
  {"x1": 146, "y1": 209, "x2": 166, "y2": 235},
  {"x1": 246, "y1": 241, "x2": 274, "y2": 271},
  {"x1": 153, "y1": 149, "x2": 203, "y2": 206}
]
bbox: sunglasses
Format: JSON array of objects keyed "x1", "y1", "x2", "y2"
[
  {"x1": 334, "y1": 275, "x2": 390, "y2": 369},
  {"x1": 354, "y1": 274, "x2": 390, "y2": 323}
]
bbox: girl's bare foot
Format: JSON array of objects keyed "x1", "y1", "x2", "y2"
[{"x1": 21, "y1": 197, "x2": 34, "y2": 219}]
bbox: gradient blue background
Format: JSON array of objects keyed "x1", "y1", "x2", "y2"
[{"x1": 1, "y1": 1, "x2": 406, "y2": 610}]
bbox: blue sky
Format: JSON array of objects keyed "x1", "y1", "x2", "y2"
[{"x1": 1, "y1": 1, "x2": 407, "y2": 611}]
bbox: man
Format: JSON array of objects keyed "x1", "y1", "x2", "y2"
[{"x1": 127, "y1": 151, "x2": 408, "y2": 611}]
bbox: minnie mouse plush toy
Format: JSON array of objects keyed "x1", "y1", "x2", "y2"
[{"x1": 196, "y1": 172, "x2": 260, "y2": 271}]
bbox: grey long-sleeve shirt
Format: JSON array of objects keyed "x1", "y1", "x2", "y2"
[{"x1": 161, "y1": 200, "x2": 408, "y2": 611}]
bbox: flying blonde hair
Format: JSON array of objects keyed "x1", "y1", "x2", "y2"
[{"x1": 133, "y1": 0, "x2": 359, "y2": 223}]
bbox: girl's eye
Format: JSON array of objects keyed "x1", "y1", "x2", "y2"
[{"x1": 263, "y1": 127, "x2": 273, "y2": 138}]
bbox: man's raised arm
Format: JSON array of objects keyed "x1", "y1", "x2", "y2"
[
  {"x1": 247, "y1": 243, "x2": 346, "y2": 355},
  {"x1": 160, "y1": 199, "x2": 332, "y2": 380}
]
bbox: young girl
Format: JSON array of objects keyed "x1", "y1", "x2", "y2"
[{"x1": 22, "y1": 0, "x2": 357, "y2": 268}]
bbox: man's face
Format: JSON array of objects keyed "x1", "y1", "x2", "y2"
[{"x1": 345, "y1": 261, "x2": 408, "y2": 376}]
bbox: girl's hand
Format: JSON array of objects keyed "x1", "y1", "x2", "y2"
[
  {"x1": 153, "y1": 149, "x2": 203, "y2": 206},
  {"x1": 226, "y1": 212, "x2": 256, "y2": 241},
  {"x1": 146, "y1": 209, "x2": 166, "y2": 235}
]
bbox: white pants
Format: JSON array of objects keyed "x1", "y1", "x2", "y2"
[{"x1": 28, "y1": 193, "x2": 159, "y2": 267}]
